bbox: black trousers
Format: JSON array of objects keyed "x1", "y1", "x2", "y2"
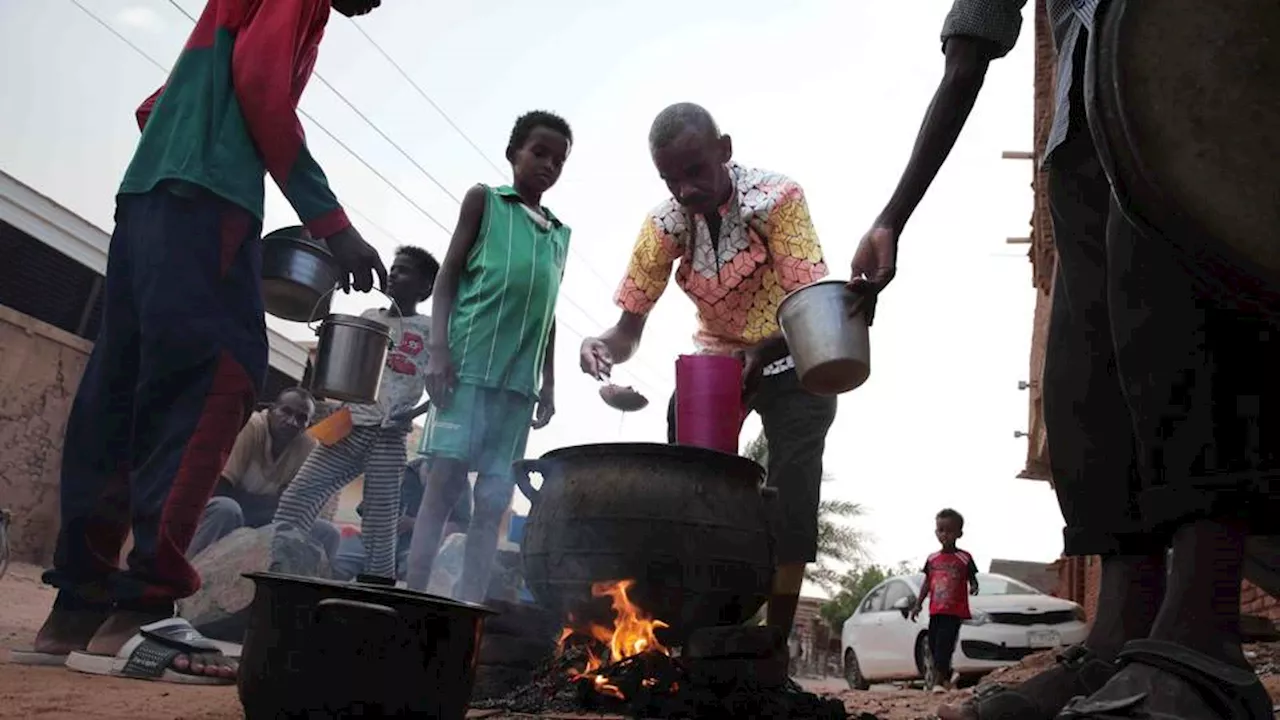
[
  {"x1": 667, "y1": 369, "x2": 837, "y2": 564},
  {"x1": 927, "y1": 614, "x2": 964, "y2": 678},
  {"x1": 1044, "y1": 123, "x2": 1280, "y2": 557}
]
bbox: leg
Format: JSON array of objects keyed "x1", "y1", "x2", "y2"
[
  {"x1": 753, "y1": 370, "x2": 837, "y2": 635},
  {"x1": 330, "y1": 534, "x2": 366, "y2": 582},
  {"x1": 456, "y1": 472, "x2": 516, "y2": 604},
  {"x1": 309, "y1": 520, "x2": 342, "y2": 563},
  {"x1": 940, "y1": 137, "x2": 1160, "y2": 720},
  {"x1": 26, "y1": 199, "x2": 143, "y2": 661},
  {"x1": 1057, "y1": 202, "x2": 1277, "y2": 720},
  {"x1": 185, "y1": 498, "x2": 245, "y2": 559},
  {"x1": 404, "y1": 459, "x2": 470, "y2": 591},
  {"x1": 273, "y1": 428, "x2": 376, "y2": 533},
  {"x1": 73, "y1": 187, "x2": 266, "y2": 682},
  {"x1": 933, "y1": 616, "x2": 963, "y2": 688},
  {"x1": 358, "y1": 429, "x2": 408, "y2": 580},
  {"x1": 455, "y1": 388, "x2": 535, "y2": 605},
  {"x1": 404, "y1": 384, "x2": 484, "y2": 592}
]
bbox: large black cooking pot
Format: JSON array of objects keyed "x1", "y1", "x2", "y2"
[
  {"x1": 261, "y1": 225, "x2": 341, "y2": 322},
  {"x1": 515, "y1": 442, "x2": 775, "y2": 647},
  {"x1": 238, "y1": 572, "x2": 493, "y2": 719},
  {"x1": 1086, "y1": 0, "x2": 1280, "y2": 318}
]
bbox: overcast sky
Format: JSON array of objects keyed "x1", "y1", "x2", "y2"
[{"x1": 0, "y1": 0, "x2": 1064, "y2": 593}]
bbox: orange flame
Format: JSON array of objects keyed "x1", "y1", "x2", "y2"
[{"x1": 557, "y1": 579, "x2": 670, "y2": 699}]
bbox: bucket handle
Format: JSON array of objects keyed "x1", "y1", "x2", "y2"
[
  {"x1": 315, "y1": 597, "x2": 400, "y2": 623},
  {"x1": 512, "y1": 459, "x2": 545, "y2": 504},
  {"x1": 304, "y1": 285, "x2": 406, "y2": 345}
]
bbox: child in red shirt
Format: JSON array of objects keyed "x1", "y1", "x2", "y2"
[{"x1": 910, "y1": 508, "x2": 980, "y2": 691}]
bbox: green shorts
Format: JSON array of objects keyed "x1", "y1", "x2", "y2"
[{"x1": 419, "y1": 383, "x2": 536, "y2": 477}]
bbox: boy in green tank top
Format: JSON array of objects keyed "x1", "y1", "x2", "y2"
[{"x1": 404, "y1": 111, "x2": 573, "y2": 602}]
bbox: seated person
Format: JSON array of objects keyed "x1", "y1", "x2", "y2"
[
  {"x1": 332, "y1": 457, "x2": 472, "y2": 581},
  {"x1": 187, "y1": 387, "x2": 340, "y2": 559}
]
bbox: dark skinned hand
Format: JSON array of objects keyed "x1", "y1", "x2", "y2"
[
  {"x1": 325, "y1": 225, "x2": 387, "y2": 294},
  {"x1": 423, "y1": 346, "x2": 456, "y2": 410},
  {"x1": 532, "y1": 384, "x2": 555, "y2": 429},
  {"x1": 847, "y1": 224, "x2": 899, "y2": 326}
]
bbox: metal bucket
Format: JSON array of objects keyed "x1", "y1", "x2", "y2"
[
  {"x1": 261, "y1": 226, "x2": 341, "y2": 323},
  {"x1": 310, "y1": 313, "x2": 393, "y2": 403},
  {"x1": 776, "y1": 279, "x2": 871, "y2": 395}
]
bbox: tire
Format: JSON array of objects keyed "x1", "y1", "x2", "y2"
[
  {"x1": 915, "y1": 633, "x2": 935, "y2": 688},
  {"x1": 844, "y1": 648, "x2": 870, "y2": 691}
]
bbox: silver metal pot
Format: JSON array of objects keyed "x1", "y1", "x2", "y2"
[
  {"x1": 310, "y1": 313, "x2": 393, "y2": 403},
  {"x1": 776, "y1": 279, "x2": 871, "y2": 395},
  {"x1": 261, "y1": 226, "x2": 341, "y2": 322}
]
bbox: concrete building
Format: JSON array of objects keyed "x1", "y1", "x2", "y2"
[{"x1": 0, "y1": 169, "x2": 309, "y2": 564}]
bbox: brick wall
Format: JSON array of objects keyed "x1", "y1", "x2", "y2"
[
  {"x1": 1056, "y1": 557, "x2": 1280, "y2": 622},
  {"x1": 1242, "y1": 580, "x2": 1280, "y2": 620}
]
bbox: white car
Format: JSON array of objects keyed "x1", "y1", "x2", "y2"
[{"x1": 840, "y1": 572, "x2": 1088, "y2": 689}]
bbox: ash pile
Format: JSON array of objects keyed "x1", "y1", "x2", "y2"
[{"x1": 473, "y1": 581, "x2": 846, "y2": 720}]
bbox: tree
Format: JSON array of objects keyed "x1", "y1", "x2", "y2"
[
  {"x1": 744, "y1": 430, "x2": 869, "y2": 593},
  {"x1": 819, "y1": 560, "x2": 920, "y2": 631},
  {"x1": 818, "y1": 565, "x2": 888, "y2": 630}
]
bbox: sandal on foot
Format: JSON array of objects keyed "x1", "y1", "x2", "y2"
[
  {"x1": 64, "y1": 617, "x2": 236, "y2": 686},
  {"x1": 1056, "y1": 639, "x2": 1271, "y2": 719},
  {"x1": 8, "y1": 649, "x2": 76, "y2": 666},
  {"x1": 940, "y1": 645, "x2": 1118, "y2": 720}
]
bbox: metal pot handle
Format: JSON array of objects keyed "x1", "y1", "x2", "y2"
[
  {"x1": 512, "y1": 459, "x2": 544, "y2": 504},
  {"x1": 305, "y1": 285, "x2": 406, "y2": 346},
  {"x1": 314, "y1": 597, "x2": 399, "y2": 622}
]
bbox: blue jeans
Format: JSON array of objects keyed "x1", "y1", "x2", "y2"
[
  {"x1": 331, "y1": 533, "x2": 410, "y2": 581},
  {"x1": 187, "y1": 496, "x2": 340, "y2": 561}
]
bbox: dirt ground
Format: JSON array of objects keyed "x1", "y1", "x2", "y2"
[{"x1": 3, "y1": 562, "x2": 1279, "y2": 720}]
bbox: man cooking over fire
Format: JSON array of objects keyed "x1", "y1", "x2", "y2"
[{"x1": 579, "y1": 102, "x2": 837, "y2": 645}]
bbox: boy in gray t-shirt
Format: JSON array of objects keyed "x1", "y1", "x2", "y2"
[{"x1": 274, "y1": 246, "x2": 439, "y2": 581}]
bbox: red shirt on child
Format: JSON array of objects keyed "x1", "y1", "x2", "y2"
[{"x1": 923, "y1": 549, "x2": 979, "y2": 619}]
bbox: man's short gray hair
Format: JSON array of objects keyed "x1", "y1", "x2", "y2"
[{"x1": 649, "y1": 102, "x2": 720, "y2": 150}]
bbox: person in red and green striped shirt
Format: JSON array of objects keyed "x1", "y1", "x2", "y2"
[{"x1": 20, "y1": 0, "x2": 387, "y2": 686}]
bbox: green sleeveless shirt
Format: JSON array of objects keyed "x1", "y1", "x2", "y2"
[{"x1": 449, "y1": 185, "x2": 571, "y2": 399}]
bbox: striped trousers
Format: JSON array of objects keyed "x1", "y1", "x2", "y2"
[{"x1": 273, "y1": 425, "x2": 407, "y2": 579}]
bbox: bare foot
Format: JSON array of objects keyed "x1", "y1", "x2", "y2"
[
  {"x1": 32, "y1": 606, "x2": 112, "y2": 655},
  {"x1": 85, "y1": 611, "x2": 237, "y2": 679}
]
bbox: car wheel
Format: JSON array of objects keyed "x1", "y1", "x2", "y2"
[
  {"x1": 844, "y1": 648, "x2": 870, "y2": 691},
  {"x1": 915, "y1": 633, "x2": 936, "y2": 688}
]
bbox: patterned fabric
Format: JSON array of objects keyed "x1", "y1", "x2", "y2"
[
  {"x1": 940, "y1": 0, "x2": 1100, "y2": 161},
  {"x1": 615, "y1": 162, "x2": 828, "y2": 357},
  {"x1": 273, "y1": 425, "x2": 409, "y2": 579},
  {"x1": 448, "y1": 185, "x2": 570, "y2": 399},
  {"x1": 923, "y1": 548, "x2": 980, "y2": 619}
]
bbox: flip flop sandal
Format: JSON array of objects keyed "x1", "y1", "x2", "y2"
[
  {"x1": 944, "y1": 645, "x2": 1119, "y2": 720},
  {"x1": 1056, "y1": 639, "x2": 1272, "y2": 720},
  {"x1": 7, "y1": 649, "x2": 75, "y2": 666},
  {"x1": 64, "y1": 617, "x2": 236, "y2": 686}
]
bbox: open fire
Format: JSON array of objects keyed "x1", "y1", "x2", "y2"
[
  {"x1": 557, "y1": 579, "x2": 673, "y2": 700},
  {"x1": 473, "y1": 578, "x2": 848, "y2": 719}
]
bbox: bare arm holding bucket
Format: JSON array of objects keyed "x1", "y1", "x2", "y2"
[
  {"x1": 424, "y1": 185, "x2": 487, "y2": 407},
  {"x1": 849, "y1": 30, "x2": 1013, "y2": 303}
]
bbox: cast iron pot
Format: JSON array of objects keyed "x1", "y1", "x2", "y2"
[
  {"x1": 238, "y1": 572, "x2": 493, "y2": 719},
  {"x1": 515, "y1": 442, "x2": 776, "y2": 647},
  {"x1": 261, "y1": 226, "x2": 341, "y2": 322}
]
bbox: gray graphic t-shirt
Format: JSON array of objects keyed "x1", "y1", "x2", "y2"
[{"x1": 347, "y1": 308, "x2": 432, "y2": 427}]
